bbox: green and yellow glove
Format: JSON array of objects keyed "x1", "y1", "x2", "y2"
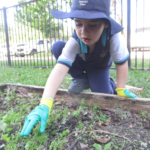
[
  {"x1": 20, "y1": 98, "x2": 53, "y2": 137},
  {"x1": 116, "y1": 88, "x2": 138, "y2": 98}
]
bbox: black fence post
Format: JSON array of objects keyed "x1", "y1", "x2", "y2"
[
  {"x1": 3, "y1": 7, "x2": 11, "y2": 66},
  {"x1": 127, "y1": 0, "x2": 131, "y2": 68}
]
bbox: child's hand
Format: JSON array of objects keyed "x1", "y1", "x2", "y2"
[
  {"x1": 20, "y1": 98, "x2": 53, "y2": 137},
  {"x1": 116, "y1": 88, "x2": 138, "y2": 98}
]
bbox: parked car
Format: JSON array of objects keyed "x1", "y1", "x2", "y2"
[
  {"x1": 15, "y1": 39, "x2": 51, "y2": 57},
  {"x1": 15, "y1": 43, "x2": 26, "y2": 57},
  {"x1": 0, "y1": 44, "x2": 17, "y2": 57},
  {"x1": 0, "y1": 39, "x2": 52, "y2": 57}
]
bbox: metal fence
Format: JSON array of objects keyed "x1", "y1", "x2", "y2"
[
  {"x1": 0, "y1": 0, "x2": 72, "y2": 68},
  {"x1": 0, "y1": 0, "x2": 150, "y2": 70},
  {"x1": 129, "y1": 0, "x2": 150, "y2": 70}
]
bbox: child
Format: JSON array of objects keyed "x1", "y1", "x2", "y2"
[{"x1": 20, "y1": 0, "x2": 137, "y2": 137}]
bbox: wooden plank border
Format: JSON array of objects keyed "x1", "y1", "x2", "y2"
[{"x1": 0, "y1": 83, "x2": 150, "y2": 113}]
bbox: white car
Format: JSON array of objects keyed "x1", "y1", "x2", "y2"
[
  {"x1": 15, "y1": 39, "x2": 51, "y2": 56},
  {"x1": 0, "y1": 44, "x2": 17, "y2": 57}
]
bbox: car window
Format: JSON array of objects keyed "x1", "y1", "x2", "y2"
[
  {"x1": 1, "y1": 45, "x2": 13, "y2": 48},
  {"x1": 17, "y1": 44, "x2": 25, "y2": 47},
  {"x1": 37, "y1": 40, "x2": 44, "y2": 45},
  {"x1": 29, "y1": 40, "x2": 37, "y2": 45},
  {"x1": 2, "y1": 45, "x2": 6, "y2": 48}
]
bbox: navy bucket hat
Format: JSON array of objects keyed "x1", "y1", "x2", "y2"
[{"x1": 51, "y1": 0, "x2": 123, "y2": 35}]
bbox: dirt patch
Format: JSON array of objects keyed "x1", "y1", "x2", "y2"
[{"x1": 0, "y1": 86, "x2": 150, "y2": 150}]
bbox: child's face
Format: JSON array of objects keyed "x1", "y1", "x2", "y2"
[{"x1": 74, "y1": 18, "x2": 108, "y2": 49}]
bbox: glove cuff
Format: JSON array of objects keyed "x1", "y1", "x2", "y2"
[
  {"x1": 40, "y1": 98, "x2": 54, "y2": 115},
  {"x1": 115, "y1": 88, "x2": 126, "y2": 92},
  {"x1": 115, "y1": 88, "x2": 127, "y2": 97}
]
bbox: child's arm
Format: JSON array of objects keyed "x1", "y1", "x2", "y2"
[
  {"x1": 116, "y1": 61, "x2": 128, "y2": 88},
  {"x1": 20, "y1": 64, "x2": 69, "y2": 137},
  {"x1": 42, "y1": 63, "x2": 69, "y2": 99},
  {"x1": 116, "y1": 61, "x2": 137, "y2": 98},
  {"x1": 109, "y1": 33, "x2": 137, "y2": 98}
]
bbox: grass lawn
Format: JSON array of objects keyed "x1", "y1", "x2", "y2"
[
  {"x1": 1, "y1": 57, "x2": 150, "y2": 70},
  {"x1": 0, "y1": 67, "x2": 150, "y2": 98}
]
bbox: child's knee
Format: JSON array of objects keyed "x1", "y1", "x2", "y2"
[{"x1": 51, "y1": 41, "x2": 66, "y2": 59}]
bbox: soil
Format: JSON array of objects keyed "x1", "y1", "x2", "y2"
[{"x1": 0, "y1": 86, "x2": 150, "y2": 150}]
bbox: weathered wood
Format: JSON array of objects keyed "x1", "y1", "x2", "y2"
[
  {"x1": 0, "y1": 83, "x2": 150, "y2": 113},
  {"x1": 125, "y1": 85, "x2": 143, "y2": 93},
  {"x1": 0, "y1": 84, "x2": 7, "y2": 91},
  {"x1": 56, "y1": 90, "x2": 150, "y2": 113}
]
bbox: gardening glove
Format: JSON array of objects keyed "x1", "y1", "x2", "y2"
[
  {"x1": 116, "y1": 88, "x2": 138, "y2": 98},
  {"x1": 20, "y1": 98, "x2": 53, "y2": 137}
]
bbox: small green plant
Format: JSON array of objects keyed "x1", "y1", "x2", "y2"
[
  {"x1": 113, "y1": 145, "x2": 118, "y2": 149},
  {"x1": 93, "y1": 142, "x2": 111, "y2": 150},
  {"x1": 99, "y1": 112, "x2": 109, "y2": 122},
  {"x1": 140, "y1": 111, "x2": 148, "y2": 116},
  {"x1": 59, "y1": 129, "x2": 70, "y2": 138},
  {"x1": 71, "y1": 107, "x2": 82, "y2": 117},
  {"x1": 93, "y1": 143, "x2": 102, "y2": 150},
  {"x1": 49, "y1": 138, "x2": 68, "y2": 150},
  {"x1": 93, "y1": 104, "x2": 101, "y2": 110},
  {"x1": 139, "y1": 141, "x2": 147, "y2": 148},
  {"x1": 77, "y1": 121, "x2": 84, "y2": 129},
  {"x1": 80, "y1": 98, "x2": 85, "y2": 105},
  {"x1": 1, "y1": 134, "x2": 10, "y2": 142},
  {"x1": 0, "y1": 120, "x2": 7, "y2": 132},
  {"x1": 130, "y1": 130, "x2": 136, "y2": 135}
]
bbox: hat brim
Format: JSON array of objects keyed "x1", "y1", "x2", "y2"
[{"x1": 51, "y1": 10, "x2": 124, "y2": 35}]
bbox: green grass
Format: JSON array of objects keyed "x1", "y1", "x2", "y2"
[
  {"x1": 1, "y1": 57, "x2": 150, "y2": 70},
  {"x1": 0, "y1": 53, "x2": 56, "y2": 68},
  {"x1": 0, "y1": 66, "x2": 150, "y2": 98},
  {"x1": 130, "y1": 59, "x2": 150, "y2": 69}
]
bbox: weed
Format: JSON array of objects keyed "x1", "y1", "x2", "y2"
[
  {"x1": 99, "y1": 112, "x2": 109, "y2": 122},
  {"x1": 130, "y1": 130, "x2": 136, "y2": 135},
  {"x1": 139, "y1": 141, "x2": 147, "y2": 148},
  {"x1": 93, "y1": 142, "x2": 111, "y2": 150},
  {"x1": 71, "y1": 107, "x2": 82, "y2": 117},
  {"x1": 113, "y1": 145, "x2": 119, "y2": 149},
  {"x1": 140, "y1": 111, "x2": 148, "y2": 116},
  {"x1": 77, "y1": 121, "x2": 84, "y2": 129},
  {"x1": 1, "y1": 134, "x2": 10, "y2": 142},
  {"x1": 93, "y1": 104, "x2": 101, "y2": 110},
  {"x1": 59, "y1": 129, "x2": 70, "y2": 138},
  {"x1": 49, "y1": 138, "x2": 68, "y2": 150}
]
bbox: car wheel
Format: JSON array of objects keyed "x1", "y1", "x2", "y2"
[
  {"x1": 20, "y1": 53, "x2": 25, "y2": 57},
  {"x1": 30, "y1": 49, "x2": 37, "y2": 55},
  {"x1": 15, "y1": 53, "x2": 19, "y2": 57}
]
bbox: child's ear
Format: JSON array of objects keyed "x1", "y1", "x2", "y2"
[
  {"x1": 104, "y1": 23, "x2": 108, "y2": 28},
  {"x1": 103, "y1": 19, "x2": 108, "y2": 28}
]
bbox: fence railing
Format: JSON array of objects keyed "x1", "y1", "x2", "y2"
[
  {"x1": 0, "y1": 0, "x2": 150, "y2": 70},
  {"x1": 0, "y1": 0, "x2": 74, "y2": 68},
  {"x1": 129, "y1": 0, "x2": 150, "y2": 70}
]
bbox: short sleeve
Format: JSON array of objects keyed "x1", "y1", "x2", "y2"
[
  {"x1": 57, "y1": 37, "x2": 80, "y2": 68},
  {"x1": 109, "y1": 33, "x2": 129, "y2": 64}
]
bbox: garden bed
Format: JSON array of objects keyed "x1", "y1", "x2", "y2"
[{"x1": 0, "y1": 84, "x2": 150, "y2": 150}]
